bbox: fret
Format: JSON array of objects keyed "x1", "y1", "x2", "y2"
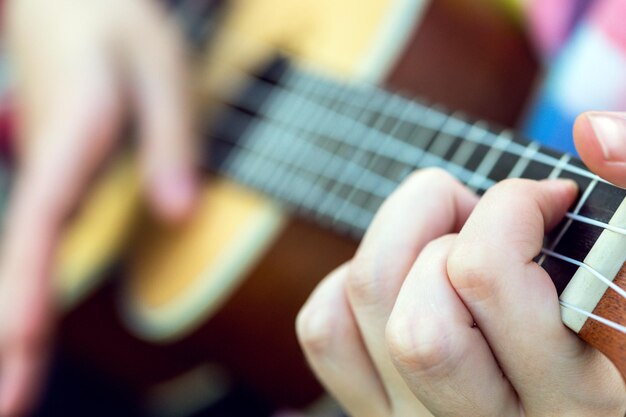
[
  {"x1": 309, "y1": 90, "x2": 384, "y2": 218},
  {"x1": 506, "y1": 141, "x2": 540, "y2": 179},
  {"x1": 203, "y1": 58, "x2": 626, "y2": 346},
  {"x1": 550, "y1": 154, "x2": 572, "y2": 179},
  {"x1": 237, "y1": 100, "x2": 299, "y2": 191},
  {"x1": 265, "y1": 71, "x2": 334, "y2": 204},
  {"x1": 231, "y1": 68, "x2": 607, "y2": 187},
  {"x1": 333, "y1": 96, "x2": 412, "y2": 224},
  {"x1": 538, "y1": 176, "x2": 598, "y2": 265},
  {"x1": 450, "y1": 121, "x2": 485, "y2": 167},
  {"x1": 533, "y1": 155, "x2": 575, "y2": 252},
  {"x1": 467, "y1": 130, "x2": 513, "y2": 189},
  {"x1": 370, "y1": 108, "x2": 426, "y2": 182},
  {"x1": 409, "y1": 106, "x2": 452, "y2": 164},
  {"x1": 579, "y1": 180, "x2": 626, "y2": 224},
  {"x1": 542, "y1": 181, "x2": 601, "y2": 293},
  {"x1": 424, "y1": 113, "x2": 469, "y2": 162},
  {"x1": 213, "y1": 61, "x2": 623, "y2": 240},
  {"x1": 225, "y1": 119, "x2": 374, "y2": 223},
  {"x1": 316, "y1": 92, "x2": 395, "y2": 220},
  {"x1": 294, "y1": 75, "x2": 362, "y2": 212}
]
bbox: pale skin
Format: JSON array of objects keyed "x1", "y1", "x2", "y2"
[
  {"x1": 3, "y1": 0, "x2": 626, "y2": 416},
  {"x1": 1, "y1": 0, "x2": 198, "y2": 415},
  {"x1": 297, "y1": 116, "x2": 626, "y2": 415}
]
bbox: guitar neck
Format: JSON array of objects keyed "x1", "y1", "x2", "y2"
[
  {"x1": 205, "y1": 59, "x2": 626, "y2": 364},
  {"x1": 207, "y1": 58, "x2": 624, "y2": 258}
]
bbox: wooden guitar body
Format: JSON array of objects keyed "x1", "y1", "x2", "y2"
[
  {"x1": 54, "y1": 0, "x2": 545, "y2": 409},
  {"x1": 121, "y1": 0, "x2": 538, "y2": 342}
]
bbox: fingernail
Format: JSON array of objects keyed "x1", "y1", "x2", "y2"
[
  {"x1": 152, "y1": 169, "x2": 198, "y2": 221},
  {"x1": 587, "y1": 112, "x2": 626, "y2": 162}
]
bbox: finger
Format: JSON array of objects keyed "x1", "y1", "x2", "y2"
[
  {"x1": 574, "y1": 111, "x2": 626, "y2": 187},
  {"x1": 447, "y1": 179, "x2": 617, "y2": 412},
  {"x1": 0, "y1": 343, "x2": 49, "y2": 417},
  {"x1": 387, "y1": 235, "x2": 520, "y2": 417},
  {"x1": 297, "y1": 264, "x2": 389, "y2": 417},
  {"x1": 122, "y1": 6, "x2": 198, "y2": 223},
  {"x1": 0, "y1": 46, "x2": 122, "y2": 417},
  {"x1": 0, "y1": 183, "x2": 59, "y2": 417},
  {"x1": 346, "y1": 168, "x2": 477, "y2": 413}
]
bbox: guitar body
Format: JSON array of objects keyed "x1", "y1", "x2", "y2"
[
  {"x1": 125, "y1": 0, "x2": 538, "y2": 342},
  {"x1": 57, "y1": 0, "x2": 539, "y2": 409}
]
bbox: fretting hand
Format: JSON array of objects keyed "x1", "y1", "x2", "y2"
[
  {"x1": 0, "y1": 0, "x2": 198, "y2": 415},
  {"x1": 298, "y1": 163, "x2": 626, "y2": 414}
]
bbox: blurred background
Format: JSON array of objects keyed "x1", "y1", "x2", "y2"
[{"x1": 0, "y1": 0, "x2": 624, "y2": 415}]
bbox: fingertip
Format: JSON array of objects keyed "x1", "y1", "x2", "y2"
[
  {"x1": 0, "y1": 350, "x2": 43, "y2": 417},
  {"x1": 537, "y1": 179, "x2": 579, "y2": 229},
  {"x1": 574, "y1": 111, "x2": 626, "y2": 187},
  {"x1": 148, "y1": 168, "x2": 199, "y2": 223},
  {"x1": 542, "y1": 178, "x2": 579, "y2": 198}
]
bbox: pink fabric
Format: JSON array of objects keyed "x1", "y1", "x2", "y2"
[
  {"x1": 525, "y1": 0, "x2": 579, "y2": 59},
  {"x1": 589, "y1": 0, "x2": 626, "y2": 53}
]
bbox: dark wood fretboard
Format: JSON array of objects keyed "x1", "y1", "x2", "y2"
[{"x1": 205, "y1": 58, "x2": 626, "y2": 298}]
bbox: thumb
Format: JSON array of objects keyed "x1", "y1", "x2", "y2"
[{"x1": 574, "y1": 111, "x2": 626, "y2": 187}]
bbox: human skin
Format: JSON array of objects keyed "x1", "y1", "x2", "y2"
[
  {"x1": 297, "y1": 132, "x2": 626, "y2": 416},
  {"x1": 0, "y1": 0, "x2": 198, "y2": 415},
  {"x1": 2, "y1": 0, "x2": 626, "y2": 414}
]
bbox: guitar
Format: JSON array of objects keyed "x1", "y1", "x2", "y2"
[{"x1": 43, "y1": 0, "x2": 622, "y2": 409}]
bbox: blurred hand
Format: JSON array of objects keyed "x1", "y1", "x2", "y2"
[
  {"x1": 297, "y1": 168, "x2": 626, "y2": 416},
  {"x1": 0, "y1": 0, "x2": 198, "y2": 414}
]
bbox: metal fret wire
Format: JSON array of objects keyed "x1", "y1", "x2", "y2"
[
  {"x1": 536, "y1": 154, "x2": 574, "y2": 266},
  {"x1": 174, "y1": 0, "x2": 626, "y2": 345},
  {"x1": 255, "y1": 82, "x2": 496, "y2": 188},
  {"x1": 467, "y1": 129, "x2": 513, "y2": 189},
  {"x1": 316, "y1": 94, "x2": 408, "y2": 226},
  {"x1": 215, "y1": 67, "x2": 626, "y2": 331},
  {"x1": 220, "y1": 74, "x2": 617, "y2": 232},
  {"x1": 303, "y1": 79, "x2": 394, "y2": 221},
  {"x1": 332, "y1": 96, "x2": 416, "y2": 224},
  {"x1": 220, "y1": 71, "x2": 623, "y2": 240},
  {"x1": 278, "y1": 72, "x2": 608, "y2": 184},
  {"x1": 285, "y1": 74, "x2": 626, "y2": 330},
  {"x1": 221, "y1": 78, "x2": 377, "y2": 231},
  {"x1": 538, "y1": 177, "x2": 598, "y2": 267},
  {"x1": 170, "y1": 0, "x2": 626, "y2": 337},
  {"x1": 285, "y1": 72, "x2": 371, "y2": 219},
  {"x1": 270, "y1": 69, "x2": 377, "y2": 228}
]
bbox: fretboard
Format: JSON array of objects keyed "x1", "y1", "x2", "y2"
[{"x1": 205, "y1": 58, "x2": 626, "y2": 296}]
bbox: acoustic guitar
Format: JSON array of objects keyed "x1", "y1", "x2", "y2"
[{"x1": 40, "y1": 0, "x2": 623, "y2": 409}]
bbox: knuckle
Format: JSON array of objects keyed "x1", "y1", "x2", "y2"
[
  {"x1": 422, "y1": 234, "x2": 457, "y2": 257},
  {"x1": 386, "y1": 315, "x2": 454, "y2": 375},
  {"x1": 447, "y1": 243, "x2": 497, "y2": 300},
  {"x1": 345, "y1": 255, "x2": 384, "y2": 305},
  {"x1": 296, "y1": 267, "x2": 350, "y2": 357},
  {"x1": 296, "y1": 302, "x2": 334, "y2": 356}
]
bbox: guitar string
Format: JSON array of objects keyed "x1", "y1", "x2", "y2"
[
  {"x1": 216, "y1": 120, "x2": 626, "y2": 334},
  {"x1": 216, "y1": 101, "x2": 626, "y2": 241},
  {"x1": 536, "y1": 154, "x2": 584, "y2": 266},
  {"x1": 250, "y1": 65, "x2": 607, "y2": 183},
  {"x1": 559, "y1": 301, "x2": 626, "y2": 335},
  {"x1": 213, "y1": 75, "x2": 626, "y2": 239},
  {"x1": 174, "y1": 0, "x2": 626, "y2": 334},
  {"x1": 222, "y1": 72, "x2": 626, "y2": 330}
]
